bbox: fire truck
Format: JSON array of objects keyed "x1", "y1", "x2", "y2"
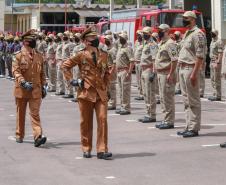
[{"x1": 96, "y1": 7, "x2": 205, "y2": 47}]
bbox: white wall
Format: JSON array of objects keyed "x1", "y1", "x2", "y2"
[{"x1": 0, "y1": 0, "x2": 5, "y2": 31}]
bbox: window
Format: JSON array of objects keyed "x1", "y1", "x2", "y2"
[{"x1": 142, "y1": 16, "x2": 146, "y2": 27}]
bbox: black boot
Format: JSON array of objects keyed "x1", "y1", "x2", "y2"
[
  {"x1": 34, "y1": 136, "x2": 47, "y2": 147},
  {"x1": 83, "y1": 152, "x2": 92, "y2": 158},
  {"x1": 97, "y1": 152, "x2": 112, "y2": 160}
]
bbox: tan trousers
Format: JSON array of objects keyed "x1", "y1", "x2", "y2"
[
  {"x1": 63, "y1": 69, "x2": 74, "y2": 96},
  {"x1": 78, "y1": 98, "x2": 108, "y2": 153},
  {"x1": 210, "y1": 62, "x2": 222, "y2": 98},
  {"x1": 108, "y1": 72, "x2": 117, "y2": 108},
  {"x1": 73, "y1": 66, "x2": 80, "y2": 98},
  {"x1": 199, "y1": 65, "x2": 206, "y2": 96},
  {"x1": 56, "y1": 60, "x2": 65, "y2": 94},
  {"x1": 179, "y1": 66, "x2": 201, "y2": 131},
  {"x1": 135, "y1": 63, "x2": 143, "y2": 97},
  {"x1": 117, "y1": 70, "x2": 131, "y2": 111},
  {"x1": 141, "y1": 68, "x2": 156, "y2": 118},
  {"x1": 15, "y1": 98, "x2": 42, "y2": 140},
  {"x1": 48, "y1": 62, "x2": 57, "y2": 91},
  {"x1": 157, "y1": 72, "x2": 176, "y2": 124},
  {"x1": 175, "y1": 65, "x2": 181, "y2": 91}
]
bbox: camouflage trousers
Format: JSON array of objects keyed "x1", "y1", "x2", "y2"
[
  {"x1": 48, "y1": 61, "x2": 57, "y2": 91},
  {"x1": 210, "y1": 61, "x2": 221, "y2": 98},
  {"x1": 108, "y1": 72, "x2": 117, "y2": 108},
  {"x1": 56, "y1": 60, "x2": 65, "y2": 94},
  {"x1": 117, "y1": 70, "x2": 131, "y2": 111},
  {"x1": 141, "y1": 68, "x2": 156, "y2": 118},
  {"x1": 135, "y1": 63, "x2": 143, "y2": 97}
]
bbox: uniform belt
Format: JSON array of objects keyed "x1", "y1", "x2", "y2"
[
  {"x1": 117, "y1": 67, "x2": 128, "y2": 72},
  {"x1": 141, "y1": 64, "x2": 153, "y2": 70},
  {"x1": 135, "y1": 60, "x2": 141, "y2": 64},
  {"x1": 157, "y1": 66, "x2": 171, "y2": 73},
  {"x1": 179, "y1": 63, "x2": 195, "y2": 68}
]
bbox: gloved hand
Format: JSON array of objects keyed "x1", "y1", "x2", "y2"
[
  {"x1": 20, "y1": 81, "x2": 33, "y2": 91},
  {"x1": 149, "y1": 72, "x2": 156, "y2": 82},
  {"x1": 42, "y1": 85, "x2": 48, "y2": 99},
  {"x1": 70, "y1": 79, "x2": 84, "y2": 89}
]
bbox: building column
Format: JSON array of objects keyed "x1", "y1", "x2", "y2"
[
  {"x1": 169, "y1": 0, "x2": 176, "y2": 9},
  {"x1": 0, "y1": 0, "x2": 5, "y2": 31},
  {"x1": 79, "y1": 16, "x2": 85, "y2": 24}
]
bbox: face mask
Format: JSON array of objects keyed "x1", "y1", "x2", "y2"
[
  {"x1": 28, "y1": 39, "x2": 36, "y2": 49},
  {"x1": 137, "y1": 35, "x2": 143, "y2": 42},
  {"x1": 175, "y1": 35, "x2": 180, "y2": 41},
  {"x1": 143, "y1": 34, "x2": 150, "y2": 41},
  {"x1": 158, "y1": 31, "x2": 165, "y2": 40},
  {"x1": 48, "y1": 38, "x2": 52, "y2": 43},
  {"x1": 105, "y1": 40, "x2": 111, "y2": 46},
  {"x1": 90, "y1": 38, "x2": 99, "y2": 48},
  {"x1": 183, "y1": 19, "x2": 191, "y2": 27},
  {"x1": 119, "y1": 38, "x2": 126, "y2": 45},
  {"x1": 152, "y1": 37, "x2": 157, "y2": 42},
  {"x1": 63, "y1": 37, "x2": 68, "y2": 41},
  {"x1": 113, "y1": 35, "x2": 118, "y2": 40},
  {"x1": 211, "y1": 33, "x2": 217, "y2": 38},
  {"x1": 74, "y1": 38, "x2": 80, "y2": 43}
]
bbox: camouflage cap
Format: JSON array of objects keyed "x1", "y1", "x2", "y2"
[
  {"x1": 183, "y1": 11, "x2": 197, "y2": 19},
  {"x1": 74, "y1": 32, "x2": 81, "y2": 38},
  {"x1": 142, "y1": 26, "x2": 152, "y2": 34},
  {"x1": 174, "y1": 31, "x2": 181, "y2": 36},
  {"x1": 211, "y1": 29, "x2": 219, "y2": 35},
  {"x1": 104, "y1": 35, "x2": 113, "y2": 40},
  {"x1": 0, "y1": 34, "x2": 4, "y2": 38},
  {"x1": 119, "y1": 33, "x2": 128, "y2": 40},
  {"x1": 159, "y1": 24, "x2": 170, "y2": 30},
  {"x1": 151, "y1": 32, "x2": 158, "y2": 38},
  {"x1": 57, "y1": 32, "x2": 63, "y2": 37},
  {"x1": 14, "y1": 36, "x2": 20, "y2": 41},
  {"x1": 21, "y1": 29, "x2": 37, "y2": 41},
  {"x1": 48, "y1": 34, "x2": 55, "y2": 40},
  {"x1": 136, "y1": 30, "x2": 143, "y2": 35},
  {"x1": 104, "y1": 30, "x2": 112, "y2": 35}
]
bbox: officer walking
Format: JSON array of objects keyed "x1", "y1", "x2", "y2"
[
  {"x1": 208, "y1": 30, "x2": 224, "y2": 101},
  {"x1": 12, "y1": 30, "x2": 47, "y2": 147},
  {"x1": 138, "y1": 27, "x2": 158, "y2": 123},
  {"x1": 61, "y1": 27, "x2": 112, "y2": 160},
  {"x1": 115, "y1": 33, "x2": 134, "y2": 115},
  {"x1": 155, "y1": 24, "x2": 178, "y2": 129},
  {"x1": 5, "y1": 35, "x2": 14, "y2": 80},
  {"x1": 177, "y1": 11, "x2": 206, "y2": 138}
]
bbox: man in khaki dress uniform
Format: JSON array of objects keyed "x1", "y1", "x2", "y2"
[
  {"x1": 55, "y1": 33, "x2": 65, "y2": 95},
  {"x1": 138, "y1": 27, "x2": 158, "y2": 123},
  {"x1": 115, "y1": 33, "x2": 134, "y2": 115},
  {"x1": 155, "y1": 24, "x2": 178, "y2": 129},
  {"x1": 177, "y1": 11, "x2": 206, "y2": 138},
  {"x1": 46, "y1": 34, "x2": 57, "y2": 92},
  {"x1": 104, "y1": 35, "x2": 117, "y2": 110},
  {"x1": 208, "y1": 29, "x2": 224, "y2": 101},
  {"x1": 61, "y1": 27, "x2": 112, "y2": 160},
  {"x1": 134, "y1": 30, "x2": 144, "y2": 101},
  {"x1": 12, "y1": 30, "x2": 47, "y2": 147}
]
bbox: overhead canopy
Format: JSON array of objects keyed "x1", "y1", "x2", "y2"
[{"x1": 75, "y1": 10, "x2": 108, "y2": 17}]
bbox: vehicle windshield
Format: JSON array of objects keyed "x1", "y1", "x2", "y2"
[{"x1": 158, "y1": 12, "x2": 204, "y2": 29}]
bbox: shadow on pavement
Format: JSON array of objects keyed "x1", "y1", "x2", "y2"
[
  {"x1": 112, "y1": 152, "x2": 156, "y2": 160},
  {"x1": 200, "y1": 132, "x2": 226, "y2": 137}
]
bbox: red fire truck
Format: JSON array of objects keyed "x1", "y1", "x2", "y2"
[{"x1": 96, "y1": 8, "x2": 205, "y2": 47}]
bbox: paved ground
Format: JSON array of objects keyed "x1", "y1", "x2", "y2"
[{"x1": 1, "y1": 76, "x2": 226, "y2": 185}]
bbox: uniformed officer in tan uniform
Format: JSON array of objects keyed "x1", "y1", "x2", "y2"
[
  {"x1": 138, "y1": 27, "x2": 158, "y2": 123},
  {"x1": 46, "y1": 34, "x2": 57, "y2": 92},
  {"x1": 62, "y1": 32, "x2": 74, "y2": 98},
  {"x1": 115, "y1": 33, "x2": 134, "y2": 115},
  {"x1": 174, "y1": 31, "x2": 182, "y2": 95},
  {"x1": 12, "y1": 30, "x2": 47, "y2": 147},
  {"x1": 55, "y1": 33, "x2": 65, "y2": 95},
  {"x1": 104, "y1": 35, "x2": 117, "y2": 110},
  {"x1": 208, "y1": 29, "x2": 224, "y2": 101},
  {"x1": 134, "y1": 30, "x2": 144, "y2": 101},
  {"x1": 177, "y1": 11, "x2": 206, "y2": 138},
  {"x1": 155, "y1": 24, "x2": 178, "y2": 129},
  {"x1": 61, "y1": 27, "x2": 112, "y2": 160}
]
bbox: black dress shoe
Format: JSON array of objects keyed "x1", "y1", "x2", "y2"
[
  {"x1": 140, "y1": 116, "x2": 156, "y2": 123},
  {"x1": 83, "y1": 152, "x2": 92, "y2": 158},
  {"x1": 220, "y1": 142, "x2": 226, "y2": 148},
  {"x1": 182, "y1": 131, "x2": 199, "y2": 138},
  {"x1": 177, "y1": 130, "x2": 187, "y2": 136},
  {"x1": 34, "y1": 136, "x2": 47, "y2": 147},
  {"x1": 47, "y1": 89, "x2": 56, "y2": 92},
  {"x1": 119, "y1": 110, "x2": 131, "y2": 115},
  {"x1": 55, "y1": 92, "x2": 65, "y2": 96},
  {"x1": 97, "y1": 152, "x2": 112, "y2": 160},
  {"x1": 175, "y1": 90, "x2": 182, "y2": 95},
  {"x1": 200, "y1": 95, "x2": 204, "y2": 98},
  {"x1": 208, "y1": 96, "x2": 221, "y2": 101},
  {"x1": 115, "y1": 109, "x2": 121, "y2": 114},
  {"x1": 134, "y1": 96, "x2": 144, "y2": 101},
  {"x1": 158, "y1": 123, "x2": 174, "y2": 129},
  {"x1": 16, "y1": 138, "x2": 23, "y2": 143},
  {"x1": 156, "y1": 99, "x2": 161, "y2": 104},
  {"x1": 63, "y1": 94, "x2": 74, "y2": 99},
  {"x1": 71, "y1": 98, "x2": 78, "y2": 102}
]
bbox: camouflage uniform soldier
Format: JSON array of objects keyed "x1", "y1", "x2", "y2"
[
  {"x1": 115, "y1": 33, "x2": 134, "y2": 115},
  {"x1": 62, "y1": 32, "x2": 74, "y2": 98},
  {"x1": 208, "y1": 30, "x2": 224, "y2": 101},
  {"x1": 5, "y1": 35, "x2": 14, "y2": 80},
  {"x1": 104, "y1": 35, "x2": 117, "y2": 110},
  {"x1": 55, "y1": 33, "x2": 65, "y2": 95},
  {"x1": 177, "y1": 11, "x2": 206, "y2": 138},
  {"x1": 0, "y1": 34, "x2": 6, "y2": 78},
  {"x1": 46, "y1": 34, "x2": 57, "y2": 92},
  {"x1": 174, "y1": 31, "x2": 182, "y2": 95},
  {"x1": 134, "y1": 30, "x2": 144, "y2": 101},
  {"x1": 138, "y1": 27, "x2": 158, "y2": 123},
  {"x1": 155, "y1": 24, "x2": 178, "y2": 129}
]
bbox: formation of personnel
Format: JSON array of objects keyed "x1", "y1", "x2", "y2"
[{"x1": 5, "y1": 10, "x2": 226, "y2": 157}]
